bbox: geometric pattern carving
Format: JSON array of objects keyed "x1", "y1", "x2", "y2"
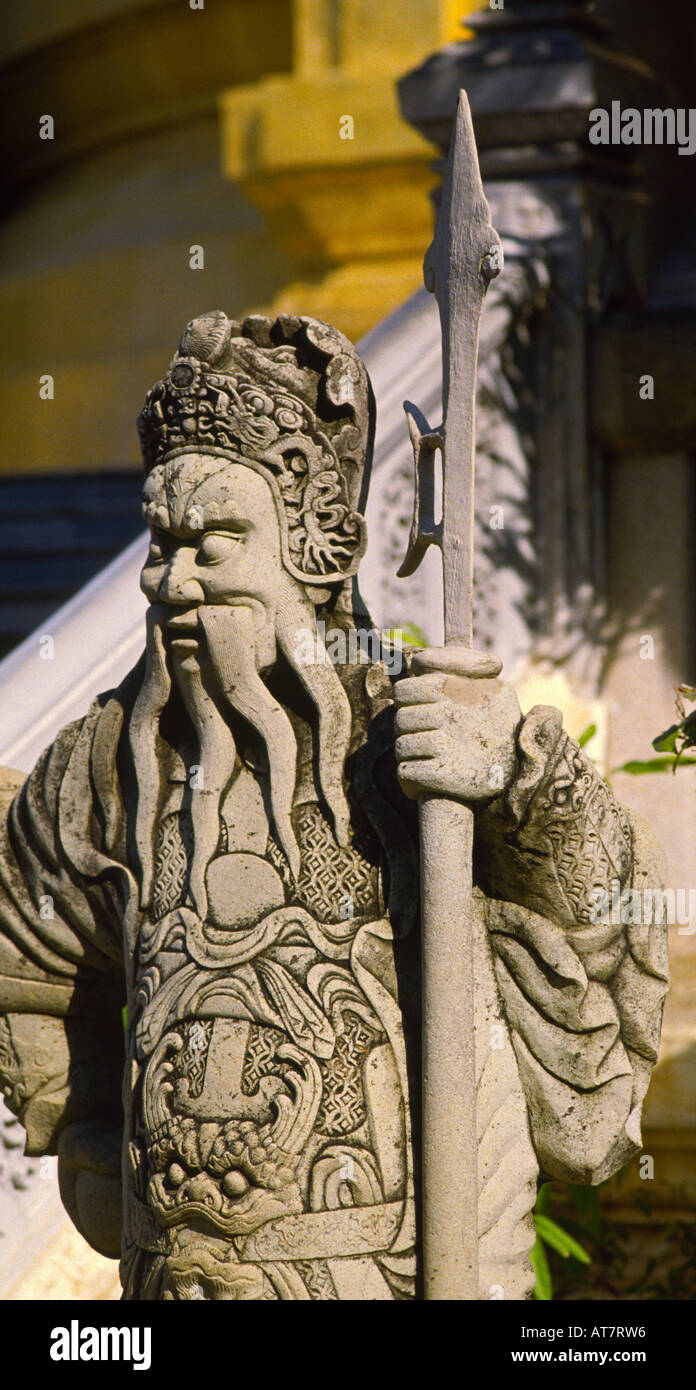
[
  {"x1": 177, "y1": 1019, "x2": 213, "y2": 1100},
  {"x1": 292, "y1": 804, "x2": 379, "y2": 923},
  {"x1": 242, "y1": 1025, "x2": 286, "y2": 1096},
  {"x1": 530, "y1": 738, "x2": 633, "y2": 924},
  {"x1": 152, "y1": 811, "x2": 193, "y2": 920},
  {"x1": 317, "y1": 1012, "x2": 380, "y2": 1136}
]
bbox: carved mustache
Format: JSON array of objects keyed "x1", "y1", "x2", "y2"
[
  {"x1": 198, "y1": 604, "x2": 301, "y2": 886},
  {"x1": 170, "y1": 642, "x2": 242, "y2": 919},
  {"x1": 130, "y1": 604, "x2": 172, "y2": 911},
  {"x1": 273, "y1": 591, "x2": 352, "y2": 849}
]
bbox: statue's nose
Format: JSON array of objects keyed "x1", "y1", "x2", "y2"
[{"x1": 158, "y1": 549, "x2": 205, "y2": 605}]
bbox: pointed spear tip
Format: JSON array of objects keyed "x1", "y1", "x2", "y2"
[
  {"x1": 423, "y1": 86, "x2": 501, "y2": 296},
  {"x1": 455, "y1": 86, "x2": 473, "y2": 123},
  {"x1": 450, "y1": 87, "x2": 487, "y2": 213}
]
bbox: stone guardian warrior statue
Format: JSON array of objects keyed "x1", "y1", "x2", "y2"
[{"x1": 0, "y1": 114, "x2": 668, "y2": 1298}]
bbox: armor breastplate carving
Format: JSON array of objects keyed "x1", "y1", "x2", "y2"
[{"x1": 125, "y1": 767, "x2": 413, "y2": 1301}]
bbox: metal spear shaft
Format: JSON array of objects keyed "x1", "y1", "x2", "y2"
[{"x1": 398, "y1": 90, "x2": 503, "y2": 1300}]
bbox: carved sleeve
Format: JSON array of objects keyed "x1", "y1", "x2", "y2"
[
  {"x1": 475, "y1": 705, "x2": 668, "y2": 1185},
  {"x1": 475, "y1": 704, "x2": 633, "y2": 931},
  {"x1": 0, "y1": 711, "x2": 126, "y2": 1157}
]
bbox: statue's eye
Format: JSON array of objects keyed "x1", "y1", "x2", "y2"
[{"x1": 197, "y1": 533, "x2": 241, "y2": 565}]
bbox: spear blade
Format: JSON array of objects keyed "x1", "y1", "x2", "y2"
[
  {"x1": 426, "y1": 90, "x2": 502, "y2": 646},
  {"x1": 400, "y1": 90, "x2": 502, "y2": 644}
]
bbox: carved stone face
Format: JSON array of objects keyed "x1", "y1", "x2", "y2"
[{"x1": 140, "y1": 454, "x2": 289, "y2": 673}]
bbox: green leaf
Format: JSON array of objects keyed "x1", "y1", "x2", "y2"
[
  {"x1": 535, "y1": 1182, "x2": 552, "y2": 1215},
  {"x1": 652, "y1": 725, "x2": 680, "y2": 754},
  {"x1": 383, "y1": 622, "x2": 430, "y2": 649},
  {"x1": 535, "y1": 1213, "x2": 591, "y2": 1264},
  {"x1": 531, "y1": 1238, "x2": 552, "y2": 1300},
  {"x1": 578, "y1": 723, "x2": 597, "y2": 749},
  {"x1": 680, "y1": 711, "x2": 696, "y2": 744},
  {"x1": 569, "y1": 1185, "x2": 601, "y2": 1238},
  {"x1": 612, "y1": 756, "x2": 696, "y2": 775}
]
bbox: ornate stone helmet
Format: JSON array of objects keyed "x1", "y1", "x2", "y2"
[{"x1": 137, "y1": 310, "x2": 374, "y2": 588}]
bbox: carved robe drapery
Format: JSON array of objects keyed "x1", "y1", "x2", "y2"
[{"x1": 0, "y1": 652, "x2": 667, "y2": 1300}]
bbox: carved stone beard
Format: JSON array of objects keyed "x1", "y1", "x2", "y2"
[
  {"x1": 130, "y1": 585, "x2": 353, "y2": 920},
  {"x1": 197, "y1": 587, "x2": 354, "y2": 887}
]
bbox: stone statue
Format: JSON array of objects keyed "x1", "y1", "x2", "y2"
[{"x1": 0, "y1": 306, "x2": 667, "y2": 1300}]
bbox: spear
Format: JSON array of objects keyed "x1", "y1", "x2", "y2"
[{"x1": 398, "y1": 90, "x2": 503, "y2": 1300}]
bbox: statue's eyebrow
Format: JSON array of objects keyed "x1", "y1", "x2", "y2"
[
  {"x1": 189, "y1": 515, "x2": 252, "y2": 537},
  {"x1": 151, "y1": 515, "x2": 252, "y2": 542}
]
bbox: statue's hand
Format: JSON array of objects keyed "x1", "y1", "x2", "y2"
[{"x1": 393, "y1": 649, "x2": 521, "y2": 802}]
